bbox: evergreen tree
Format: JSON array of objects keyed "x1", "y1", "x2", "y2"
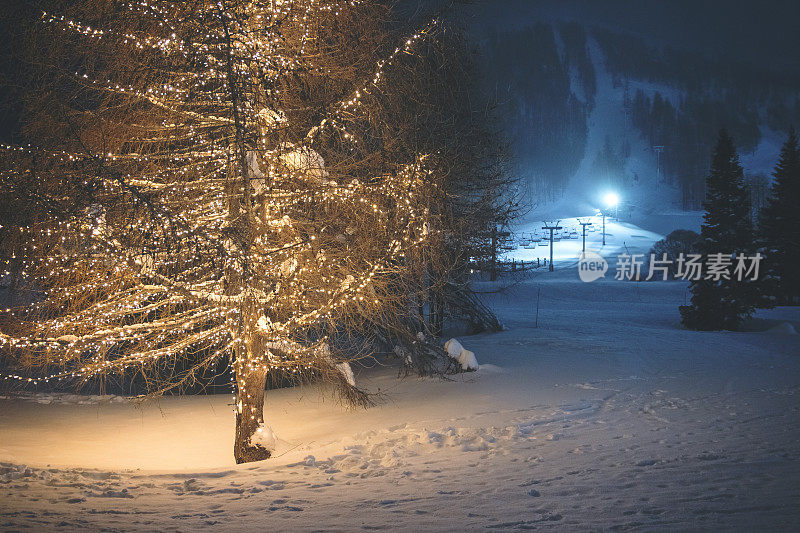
[
  {"x1": 681, "y1": 129, "x2": 756, "y2": 330},
  {"x1": 758, "y1": 128, "x2": 800, "y2": 304}
]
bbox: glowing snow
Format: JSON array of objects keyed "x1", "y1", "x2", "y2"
[{"x1": 280, "y1": 147, "x2": 329, "y2": 184}]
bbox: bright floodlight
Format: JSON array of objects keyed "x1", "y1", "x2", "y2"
[{"x1": 604, "y1": 192, "x2": 619, "y2": 208}]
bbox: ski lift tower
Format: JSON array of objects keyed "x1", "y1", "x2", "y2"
[
  {"x1": 541, "y1": 222, "x2": 563, "y2": 272},
  {"x1": 653, "y1": 145, "x2": 665, "y2": 184},
  {"x1": 578, "y1": 219, "x2": 593, "y2": 252}
]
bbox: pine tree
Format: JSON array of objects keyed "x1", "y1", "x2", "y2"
[
  {"x1": 0, "y1": 0, "x2": 495, "y2": 463},
  {"x1": 681, "y1": 129, "x2": 756, "y2": 330},
  {"x1": 758, "y1": 129, "x2": 800, "y2": 305}
]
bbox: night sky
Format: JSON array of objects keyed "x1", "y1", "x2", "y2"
[
  {"x1": 2, "y1": 0, "x2": 800, "y2": 142},
  {"x1": 468, "y1": 0, "x2": 800, "y2": 75}
]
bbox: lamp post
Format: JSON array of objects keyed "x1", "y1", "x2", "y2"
[
  {"x1": 601, "y1": 192, "x2": 619, "y2": 246},
  {"x1": 601, "y1": 211, "x2": 606, "y2": 246}
]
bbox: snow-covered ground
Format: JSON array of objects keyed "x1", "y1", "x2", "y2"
[{"x1": 1, "y1": 217, "x2": 799, "y2": 531}]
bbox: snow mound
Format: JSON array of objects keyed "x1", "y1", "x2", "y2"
[
  {"x1": 459, "y1": 350, "x2": 478, "y2": 371},
  {"x1": 444, "y1": 338, "x2": 479, "y2": 371},
  {"x1": 251, "y1": 423, "x2": 277, "y2": 452},
  {"x1": 444, "y1": 338, "x2": 464, "y2": 358},
  {"x1": 765, "y1": 322, "x2": 798, "y2": 336}
]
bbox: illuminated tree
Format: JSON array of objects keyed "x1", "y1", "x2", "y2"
[{"x1": 0, "y1": 0, "x2": 464, "y2": 463}]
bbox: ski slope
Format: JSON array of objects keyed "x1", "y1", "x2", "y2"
[
  {"x1": 505, "y1": 215, "x2": 664, "y2": 266},
  {"x1": 523, "y1": 27, "x2": 783, "y2": 219}
]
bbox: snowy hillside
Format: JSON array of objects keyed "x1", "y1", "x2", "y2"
[
  {"x1": 2, "y1": 217, "x2": 798, "y2": 531},
  {"x1": 532, "y1": 31, "x2": 786, "y2": 220},
  {"x1": 542, "y1": 33, "x2": 677, "y2": 216},
  {"x1": 477, "y1": 7, "x2": 797, "y2": 216}
]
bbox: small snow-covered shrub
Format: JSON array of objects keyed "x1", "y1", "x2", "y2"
[
  {"x1": 444, "y1": 338, "x2": 479, "y2": 371},
  {"x1": 445, "y1": 338, "x2": 464, "y2": 358},
  {"x1": 458, "y1": 349, "x2": 478, "y2": 371}
]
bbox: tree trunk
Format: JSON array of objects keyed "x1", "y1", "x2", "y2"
[
  {"x1": 430, "y1": 289, "x2": 444, "y2": 337},
  {"x1": 233, "y1": 368, "x2": 271, "y2": 464}
]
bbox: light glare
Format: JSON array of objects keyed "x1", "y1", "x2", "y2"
[{"x1": 603, "y1": 192, "x2": 619, "y2": 208}]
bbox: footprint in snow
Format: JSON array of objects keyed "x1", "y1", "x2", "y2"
[{"x1": 697, "y1": 453, "x2": 724, "y2": 461}]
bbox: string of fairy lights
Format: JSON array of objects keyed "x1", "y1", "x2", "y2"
[{"x1": 0, "y1": 0, "x2": 442, "y2": 418}]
